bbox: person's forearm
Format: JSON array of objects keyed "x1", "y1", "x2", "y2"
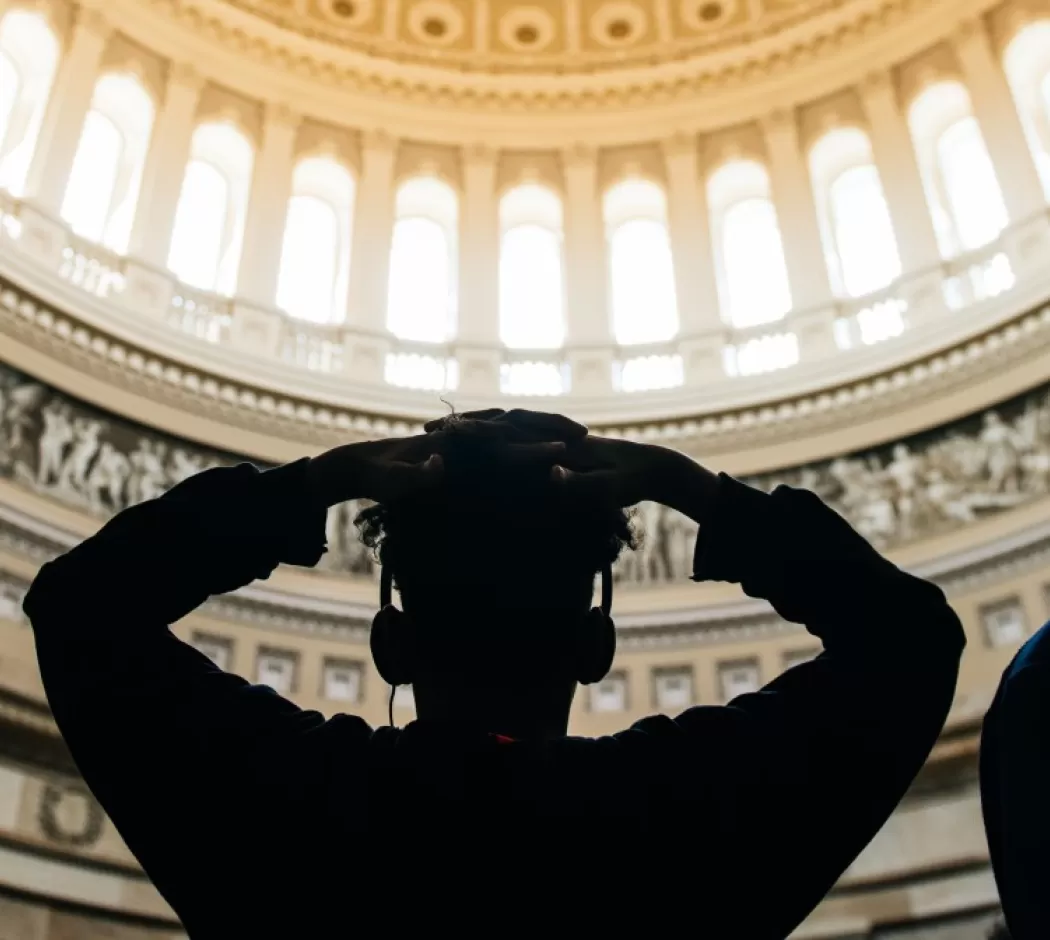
[
  {"x1": 658, "y1": 457, "x2": 721, "y2": 529},
  {"x1": 24, "y1": 461, "x2": 327, "y2": 651},
  {"x1": 689, "y1": 474, "x2": 965, "y2": 661}
]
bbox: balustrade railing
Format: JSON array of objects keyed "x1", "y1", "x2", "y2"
[
  {"x1": 57, "y1": 234, "x2": 126, "y2": 299},
  {"x1": 167, "y1": 286, "x2": 233, "y2": 345},
  {"x1": 0, "y1": 189, "x2": 21, "y2": 242},
  {"x1": 1, "y1": 194, "x2": 1047, "y2": 399},
  {"x1": 280, "y1": 323, "x2": 344, "y2": 374}
]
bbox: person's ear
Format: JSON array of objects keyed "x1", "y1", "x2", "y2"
[
  {"x1": 370, "y1": 605, "x2": 415, "y2": 687},
  {"x1": 574, "y1": 607, "x2": 616, "y2": 685}
]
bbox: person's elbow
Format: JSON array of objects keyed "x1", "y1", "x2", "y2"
[{"x1": 23, "y1": 560, "x2": 69, "y2": 637}]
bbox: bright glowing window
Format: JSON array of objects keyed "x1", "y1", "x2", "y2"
[
  {"x1": 708, "y1": 161, "x2": 793, "y2": 329},
  {"x1": 0, "y1": 10, "x2": 59, "y2": 194},
  {"x1": 604, "y1": 179, "x2": 678, "y2": 345},
  {"x1": 937, "y1": 118, "x2": 1009, "y2": 252},
  {"x1": 909, "y1": 82, "x2": 1008, "y2": 257},
  {"x1": 388, "y1": 217, "x2": 452, "y2": 342},
  {"x1": 0, "y1": 54, "x2": 19, "y2": 158},
  {"x1": 829, "y1": 166, "x2": 901, "y2": 296},
  {"x1": 167, "y1": 123, "x2": 254, "y2": 295},
  {"x1": 809, "y1": 128, "x2": 901, "y2": 299},
  {"x1": 277, "y1": 196, "x2": 339, "y2": 323},
  {"x1": 386, "y1": 176, "x2": 458, "y2": 343},
  {"x1": 499, "y1": 184, "x2": 565, "y2": 349},
  {"x1": 1002, "y1": 22, "x2": 1050, "y2": 201},
  {"x1": 722, "y1": 198, "x2": 792, "y2": 328},
  {"x1": 168, "y1": 160, "x2": 229, "y2": 291},
  {"x1": 276, "y1": 157, "x2": 354, "y2": 324},
  {"x1": 61, "y1": 111, "x2": 123, "y2": 243},
  {"x1": 608, "y1": 220, "x2": 678, "y2": 344}
]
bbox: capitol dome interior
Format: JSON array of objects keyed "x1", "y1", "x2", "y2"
[{"x1": 3, "y1": 0, "x2": 1050, "y2": 935}]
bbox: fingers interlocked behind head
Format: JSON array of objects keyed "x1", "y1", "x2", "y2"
[{"x1": 423, "y1": 408, "x2": 588, "y2": 443}]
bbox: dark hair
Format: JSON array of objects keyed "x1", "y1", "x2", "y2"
[{"x1": 356, "y1": 416, "x2": 636, "y2": 606}]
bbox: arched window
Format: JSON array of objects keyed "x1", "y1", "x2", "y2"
[
  {"x1": 499, "y1": 184, "x2": 565, "y2": 349},
  {"x1": 1003, "y1": 21, "x2": 1050, "y2": 200},
  {"x1": 603, "y1": 178, "x2": 678, "y2": 346},
  {"x1": 167, "y1": 122, "x2": 254, "y2": 295},
  {"x1": 60, "y1": 73, "x2": 155, "y2": 252},
  {"x1": 909, "y1": 82, "x2": 1008, "y2": 255},
  {"x1": 0, "y1": 53, "x2": 18, "y2": 157},
  {"x1": 809, "y1": 128, "x2": 901, "y2": 298},
  {"x1": 0, "y1": 10, "x2": 59, "y2": 195},
  {"x1": 707, "y1": 161, "x2": 792, "y2": 329},
  {"x1": 386, "y1": 176, "x2": 458, "y2": 343},
  {"x1": 276, "y1": 157, "x2": 355, "y2": 324}
]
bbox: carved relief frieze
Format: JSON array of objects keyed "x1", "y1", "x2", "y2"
[{"x1": 4, "y1": 357, "x2": 1050, "y2": 594}]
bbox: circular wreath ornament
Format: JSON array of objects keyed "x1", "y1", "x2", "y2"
[{"x1": 39, "y1": 782, "x2": 105, "y2": 848}]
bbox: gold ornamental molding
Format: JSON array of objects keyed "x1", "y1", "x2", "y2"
[{"x1": 87, "y1": 0, "x2": 1007, "y2": 145}]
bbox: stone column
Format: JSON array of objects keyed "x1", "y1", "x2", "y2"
[
  {"x1": 343, "y1": 130, "x2": 397, "y2": 382},
  {"x1": 859, "y1": 70, "x2": 948, "y2": 324},
  {"x1": 226, "y1": 105, "x2": 299, "y2": 358},
  {"x1": 954, "y1": 17, "x2": 1046, "y2": 225},
  {"x1": 23, "y1": 8, "x2": 110, "y2": 214},
  {"x1": 235, "y1": 104, "x2": 299, "y2": 306},
  {"x1": 954, "y1": 17, "x2": 1050, "y2": 278},
  {"x1": 661, "y1": 134, "x2": 725, "y2": 383},
  {"x1": 456, "y1": 145, "x2": 500, "y2": 395},
  {"x1": 761, "y1": 109, "x2": 838, "y2": 362},
  {"x1": 128, "y1": 63, "x2": 204, "y2": 268},
  {"x1": 562, "y1": 145, "x2": 613, "y2": 394}
]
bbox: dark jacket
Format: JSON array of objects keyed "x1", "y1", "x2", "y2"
[
  {"x1": 981, "y1": 619, "x2": 1050, "y2": 940},
  {"x1": 23, "y1": 460, "x2": 965, "y2": 938}
]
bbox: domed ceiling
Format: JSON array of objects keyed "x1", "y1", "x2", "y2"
[{"x1": 219, "y1": 0, "x2": 859, "y2": 74}]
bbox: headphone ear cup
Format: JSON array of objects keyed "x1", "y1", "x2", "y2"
[
  {"x1": 371, "y1": 605, "x2": 414, "y2": 687},
  {"x1": 576, "y1": 608, "x2": 616, "y2": 685}
]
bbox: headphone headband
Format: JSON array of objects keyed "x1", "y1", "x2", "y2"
[
  {"x1": 378, "y1": 563, "x2": 612, "y2": 615},
  {"x1": 380, "y1": 564, "x2": 393, "y2": 609},
  {"x1": 599, "y1": 563, "x2": 613, "y2": 617}
]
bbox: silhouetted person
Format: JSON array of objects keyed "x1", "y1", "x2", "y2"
[
  {"x1": 981, "y1": 619, "x2": 1050, "y2": 940},
  {"x1": 24, "y1": 409, "x2": 965, "y2": 937}
]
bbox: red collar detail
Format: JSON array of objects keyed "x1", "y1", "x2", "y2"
[{"x1": 491, "y1": 734, "x2": 516, "y2": 745}]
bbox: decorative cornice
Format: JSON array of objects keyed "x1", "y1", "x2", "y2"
[
  {"x1": 6, "y1": 268, "x2": 1050, "y2": 462},
  {"x1": 94, "y1": 0, "x2": 1004, "y2": 143}
]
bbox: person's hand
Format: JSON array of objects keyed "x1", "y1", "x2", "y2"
[
  {"x1": 308, "y1": 413, "x2": 579, "y2": 507},
  {"x1": 423, "y1": 408, "x2": 588, "y2": 443},
  {"x1": 551, "y1": 435, "x2": 719, "y2": 523}
]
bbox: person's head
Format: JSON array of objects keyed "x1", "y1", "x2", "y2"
[{"x1": 357, "y1": 414, "x2": 636, "y2": 736}]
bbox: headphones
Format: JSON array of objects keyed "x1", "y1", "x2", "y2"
[{"x1": 371, "y1": 565, "x2": 617, "y2": 726}]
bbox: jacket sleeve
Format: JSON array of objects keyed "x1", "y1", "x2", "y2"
[
  {"x1": 980, "y1": 620, "x2": 1050, "y2": 940},
  {"x1": 624, "y1": 475, "x2": 965, "y2": 939},
  {"x1": 22, "y1": 460, "x2": 366, "y2": 923}
]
